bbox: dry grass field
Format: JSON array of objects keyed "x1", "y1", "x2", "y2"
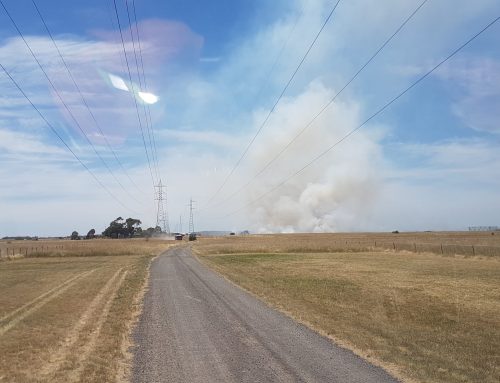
[
  {"x1": 0, "y1": 238, "x2": 173, "y2": 383},
  {"x1": 195, "y1": 231, "x2": 500, "y2": 256},
  {"x1": 0, "y1": 238, "x2": 172, "y2": 259},
  {"x1": 194, "y1": 233, "x2": 500, "y2": 383}
]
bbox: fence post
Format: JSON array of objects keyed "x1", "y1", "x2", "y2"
[
  {"x1": 414, "y1": 243, "x2": 417, "y2": 252},
  {"x1": 472, "y1": 245, "x2": 475, "y2": 256},
  {"x1": 393, "y1": 242, "x2": 396, "y2": 250}
]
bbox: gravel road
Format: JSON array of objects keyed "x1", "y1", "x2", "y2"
[{"x1": 132, "y1": 246, "x2": 399, "y2": 383}]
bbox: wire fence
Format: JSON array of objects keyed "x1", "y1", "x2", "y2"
[
  {"x1": 2, "y1": 238, "x2": 500, "y2": 259},
  {"x1": 0, "y1": 244, "x2": 65, "y2": 258},
  {"x1": 372, "y1": 241, "x2": 500, "y2": 257},
  {"x1": 0, "y1": 240, "x2": 105, "y2": 259},
  {"x1": 315, "y1": 240, "x2": 500, "y2": 257}
]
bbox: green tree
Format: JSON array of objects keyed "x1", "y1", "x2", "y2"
[
  {"x1": 102, "y1": 217, "x2": 125, "y2": 238},
  {"x1": 125, "y1": 218, "x2": 142, "y2": 237},
  {"x1": 86, "y1": 229, "x2": 96, "y2": 239},
  {"x1": 70, "y1": 231, "x2": 79, "y2": 240},
  {"x1": 102, "y1": 217, "x2": 143, "y2": 238}
]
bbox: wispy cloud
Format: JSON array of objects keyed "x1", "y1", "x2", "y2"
[
  {"x1": 1, "y1": 0, "x2": 500, "y2": 235},
  {"x1": 0, "y1": 129, "x2": 66, "y2": 156},
  {"x1": 441, "y1": 58, "x2": 500, "y2": 134},
  {"x1": 199, "y1": 57, "x2": 221, "y2": 63},
  {"x1": 158, "y1": 128, "x2": 240, "y2": 149}
]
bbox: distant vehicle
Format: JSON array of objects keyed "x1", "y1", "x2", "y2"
[{"x1": 175, "y1": 234, "x2": 184, "y2": 241}]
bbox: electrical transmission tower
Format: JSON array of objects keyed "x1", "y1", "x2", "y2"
[
  {"x1": 188, "y1": 198, "x2": 195, "y2": 234},
  {"x1": 155, "y1": 179, "x2": 170, "y2": 235}
]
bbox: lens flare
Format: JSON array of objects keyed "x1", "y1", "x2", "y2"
[
  {"x1": 138, "y1": 91, "x2": 159, "y2": 104},
  {"x1": 108, "y1": 74, "x2": 129, "y2": 91}
]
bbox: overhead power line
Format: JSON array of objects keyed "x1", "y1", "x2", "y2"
[
  {"x1": 30, "y1": 0, "x2": 145, "y2": 201},
  {"x1": 112, "y1": 0, "x2": 156, "y2": 186},
  {"x1": 0, "y1": 63, "x2": 135, "y2": 213},
  {"x1": 124, "y1": 0, "x2": 160, "y2": 182},
  {"x1": 131, "y1": 0, "x2": 161, "y2": 181},
  {"x1": 220, "y1": 14, "x2": 500, "y2": 218},
  {"x1": 251, "y1": 10, "x2": 302, "y2": 112},
  {"x1": 205, "y1": 0, "x2": 429, "y2": 210},
  {"x1": 204, "y1": 0, "x2": 343, "y2": 206},
  {"x1": 0, "y1": 0, "x2": 139, "y2": 206},
  {"x1": 127, "y1": 0, "x2": 171, "y2": 233}
]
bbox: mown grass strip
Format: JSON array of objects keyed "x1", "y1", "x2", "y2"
[{"x1": 0, "y1": 242, "x2": 169, "y2": 382}]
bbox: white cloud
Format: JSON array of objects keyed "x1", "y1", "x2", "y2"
[
  {"x1": 0, "y1": 129, "x2": 66, "y2": 156},
  {"x1": 158, "y1": 128, "x2": 241, "y2": 150},
  {"x1": 441, "y1": 58, "x2": 500, "y2": 134},
  {"x1": 371, "y1": 138, "x2": 500, "y2": 231},
  {"x1": 387, "y1": 138, "x2": 500, "y2": 184},
  {"x1": 1, "y1": 0, "x2": 500, "y2": 236}
]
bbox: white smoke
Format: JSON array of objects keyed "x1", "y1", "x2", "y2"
[{"x1": 243, "y1": 81, "x2": 384, "y2": 233}]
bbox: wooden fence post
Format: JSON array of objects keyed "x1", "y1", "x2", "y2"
[
  {"x1": 472, "y1": 245, "x2": 475, "y2": 256},
  {"x1": 393, "y1": 242, "x2": 396, "y2": 250},
  {"x1": 414, "y1": 243, "x2": 417, "y2": 252}
]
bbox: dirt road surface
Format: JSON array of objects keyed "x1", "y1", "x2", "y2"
[{"x1": 132, "y1": 246, "x2": 399, "y2": 383}]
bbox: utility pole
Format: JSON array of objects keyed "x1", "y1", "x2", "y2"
[
  {"x1": 178, "y1": 215, "x2": 182, "y2": 234},
  {"x1": 155, "y1": 179, "x2": 170, "y2": 235}
]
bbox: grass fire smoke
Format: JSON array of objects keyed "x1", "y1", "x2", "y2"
[{"x1": 246, "y1": 82, "x2": 384, "y2": 233}]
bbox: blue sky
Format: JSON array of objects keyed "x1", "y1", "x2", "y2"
[{"x1": 0, "y1": 0, "x2": 499, "y2": 236}]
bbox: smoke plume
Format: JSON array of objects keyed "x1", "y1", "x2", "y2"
[{"x1": 244, "y1": 81, "x2": 384, "y2": 232}]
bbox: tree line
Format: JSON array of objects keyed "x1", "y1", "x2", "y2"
[{"x1": 70, "y1": 217, "x2": 164, "y2": 240}]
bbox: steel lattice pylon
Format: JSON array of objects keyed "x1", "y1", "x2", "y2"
[
  {"x1": 155, "y1": 179, "x2": 170, "y2": 235},
  {"x1": 188, "y1": 198, "x2": 195, "y2": 234}
]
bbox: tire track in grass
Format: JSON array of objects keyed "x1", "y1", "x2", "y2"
[
  {"x1": 69, "y1": 269, "x2": 129, "y2": 382},
  {"x1": 40, "y1": 268, "x2": 124, "y2": 378},
  {"x1": 0, "y1": 269, "x2": 96, "y2": 337},
  {"x1": 0, "y1": 270, "x2": 93, "y2": 323}
]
